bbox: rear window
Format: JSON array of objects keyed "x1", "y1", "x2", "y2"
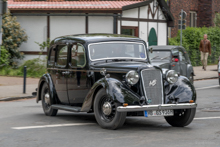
[{"x1": 149, "y1": 51, "x2": 171, "y2": 61}]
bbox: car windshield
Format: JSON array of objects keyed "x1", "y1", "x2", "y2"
[
  {"x1": 149, "y1": 51, "x2": 171, "y2": 61},
  {"x1": 88, "y1": 42, "x2": 147, "y2": 61}
]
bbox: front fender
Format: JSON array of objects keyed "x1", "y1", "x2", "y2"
[
  {"x1": 164, "y1": 76, "x2": 196, "y2": 104},
  {"x1": 81, "y1": 77, "x2": 141, "y2": 112},
  {"x1": 36, "y1": 73, "x2": 56, "y2": 103}
]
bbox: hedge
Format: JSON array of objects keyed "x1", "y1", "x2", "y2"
[{"x1": 169, "y1": 27, "x2": 220, "y2": 66}]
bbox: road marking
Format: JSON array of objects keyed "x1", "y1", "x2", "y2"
[
  {"x1": 12, "y1": 123, "x2": 95, "y2": 130},
  {"x1": 196, "y1": 85, "x2": 219, "y2": 90},
  {"x1": 194, "y1": 116, "x2": 220, "y2": 120}
]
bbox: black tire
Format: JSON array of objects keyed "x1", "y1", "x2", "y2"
[
  {"x1": 93, "y1": 88, "x2": 126, "y2": 130},
  {"x1": 189, "y1": 74, "x2": 194, "y2": 84},
  {"x1": 219, "y1": 77, "x2": 220, "y2": 85},
  {"x1": 41, "y1": 83, "x2": 58, "y2": 116},
  {"x1": 164, "y1": 108, "x2": 196, "y2": 127}
]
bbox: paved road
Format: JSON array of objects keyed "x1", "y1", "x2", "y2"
[{"x1": 0, "y1": 79, "x2": 220, "y2": 147}]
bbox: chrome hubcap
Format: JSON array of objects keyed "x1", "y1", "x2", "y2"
[
  {"x1": 44, "y1": 93, "x2": 50, "y2": 105},
  {"x1": 102, "y1": 102, "x2": 112, "y2": 116}
]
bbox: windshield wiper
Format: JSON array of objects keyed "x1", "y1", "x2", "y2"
[
  {"x1": 161, "y1": 56, "x2": 170, "y2": 60},
  {"x1": 151, "y1": 56, "x2": 159, "y2": 60},
  {"x1": 111, "y1": 59, "x2": 133, "y2": 62}
]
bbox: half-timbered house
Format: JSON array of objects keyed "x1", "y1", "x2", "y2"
[{"x1": 8, "y1": 0, "x2": 174, "y2": 60}]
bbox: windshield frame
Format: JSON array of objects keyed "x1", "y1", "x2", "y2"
[{"x1": 88, "y1": 42, "x2": 147, "y2": 62}]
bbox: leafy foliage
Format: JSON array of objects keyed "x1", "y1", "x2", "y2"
[
  {"x1": 35, "y1": 39, "x2": 50, "y2": 55},
  {"x1": 0, "y1": 46, "x2": 10, "y2": 66},
  {"x1": 214, "y1": 13, "x2": 220, "y2": 27},
  {"x1": 0, "y1": 58, "x2": 47, "y2": 78},
  {"x1": 2, "y1": 11, "x2": 28, "y2": 64},
  {"x1": 169, "y1": 27, "x2": 220, "y2": 66}
]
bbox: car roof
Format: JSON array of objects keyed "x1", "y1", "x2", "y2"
[
  {"x1": 51, "y1": 34, "x2": 145, "y2": 45},
  {"x1": 150, "y1": 45, "x2": 183, "y2": 50}
]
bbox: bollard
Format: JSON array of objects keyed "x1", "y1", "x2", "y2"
[{"x1": 23, "y1": 66, "x2": 26, "y2": 94}]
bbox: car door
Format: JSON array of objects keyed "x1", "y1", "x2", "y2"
[
  {"x1": 178, "y1": 49, "x2": 187, "y2": 76},
  {"x1": 67, "y1": 43, "x2": 90, "y2": 104},
  {"x1": 54, "y1": 44, "x2": 69, "y2": 104}
]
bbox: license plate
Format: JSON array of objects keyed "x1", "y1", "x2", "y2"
[{"x1": 144, "y1": 110, "x2": 174, "y2": 117}]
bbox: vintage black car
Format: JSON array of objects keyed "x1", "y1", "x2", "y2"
[
  {"x1": 149, "y1": 46, "x2": 195, "y2": 84},
  {"x1": 36, "y1": 34, "x2": 197, "y2": 130}
]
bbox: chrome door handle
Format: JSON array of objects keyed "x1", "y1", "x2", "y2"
[{"x1": 62, "y1": 71, "x2": 70, "y2": 75}]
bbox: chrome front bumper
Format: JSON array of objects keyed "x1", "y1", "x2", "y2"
[{"x1": 117, "y1": 103, "x2": 197, "y2": 112}]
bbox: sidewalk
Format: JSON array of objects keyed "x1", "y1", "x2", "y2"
[
  {"x1": 193, "y1": 65, "x2": 218, "y2": 80},
  {"x1": 0, "y1": 76, "x2": 39, "y2": 100},
  {"x1": 0, "y1": 65, "x2": 218, "y2": 100}
]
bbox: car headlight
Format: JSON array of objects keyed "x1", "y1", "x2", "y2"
[
  {"x1": 126, "y1": 70, "x2": 139, "y2": 85},
  {"x1": 166, "y1": 70, "x2": 178, "y2": 84}
]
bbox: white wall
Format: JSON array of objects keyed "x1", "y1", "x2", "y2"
[
  {"x1": 158, "y1": 7, "x2": 166, "y2": 20},
  {"x1": 16, "y1": 16, "x2": 47, "y2": 52},
  {"x1": 158, "y1": 23, "x2": 167, "y2": 45},
  {"x1": 50, "y1": 16, "x2": 85, "y2": 40},
  {"x1": 139, "y1": 22, "x2": 148, "y2": 43},
  {"x1": 122, "y1": 8, "x2": 138, "y2": 18},
  {"x1": 88, "y1": 16, "x2": 113, "y2": 33},
  {"x1": 121, "y1": 21, "x2": 138, "y2": 27},
  {"x1": 140, "y1": 6, "x2": 148, "y2": 19}
]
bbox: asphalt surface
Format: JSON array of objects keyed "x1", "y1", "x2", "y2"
[{"x1": 0, "y1": 79, "x2": 220, "y2": 147}]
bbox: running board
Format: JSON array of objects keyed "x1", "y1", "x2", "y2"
[{"x1": 51, "y1": 105, "x2": 81, "y2": 112}]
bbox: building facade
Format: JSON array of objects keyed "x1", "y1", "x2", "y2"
[
  {"x1": 8, "y1": 0, "x2": 174, "y2": 61},
  {"x1": 168, "y1": 0, "x2": 220, "y2": 37}
]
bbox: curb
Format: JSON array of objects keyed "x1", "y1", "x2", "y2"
[
  {"x1": 0, "y1": 95, "x2": 36, "y2": 102},
  {"x1": 194, "y1": 77, "x2": 218, "y2": 81}
]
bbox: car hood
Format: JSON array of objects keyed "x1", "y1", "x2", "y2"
[{"x1": 91, "y1": 61, "x2": 151, "y2": 70}]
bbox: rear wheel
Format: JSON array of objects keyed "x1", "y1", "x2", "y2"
[
  {"x1": 219, "y1": 77, "x2": 220, "y2": 85},
  {"x1": 93, "y1": 88, "x2": 126, "y2": 130},
  {"x1": 164, "y1": 108, "x2": 196, "y2": 127},
  {"x1": 41, "y1": 83, "x2": 58, "y2": 116}
]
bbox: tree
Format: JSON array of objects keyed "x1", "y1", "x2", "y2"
[
  {"x1": 2, "y1": 11, "x2": 28, "y2": 64},
  {"x1": 214, "y1": 13, "x2": 220, "y2": 27}
]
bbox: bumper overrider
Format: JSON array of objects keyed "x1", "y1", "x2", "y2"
[{"x1": 117, "y1": 103, "x2": 197, "y2": 112}]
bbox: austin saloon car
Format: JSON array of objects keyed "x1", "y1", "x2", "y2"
[
  {"x1": 36, "y1": 34, "x2": 197, "y2": 130},
  {"x1": 149, "y1": 46, "x2": 194, "y2": 84}
]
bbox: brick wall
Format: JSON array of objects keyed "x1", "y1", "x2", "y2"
[
  {"x1": 169, "y1": 0, "x2": 220, "y2": 37},
  {"x1": 212, "y1": 0, "x2": 220, "y2": 26},
  {"x1": 197, "y1": 0, "x2": 213, "y2": 27},
  {"x1": 169, "y1": 0, "x2": 198, "y2": 37}
]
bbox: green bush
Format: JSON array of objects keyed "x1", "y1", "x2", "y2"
[
  {"x1": 0, "y1": 58, "x2": 47, "y2": 78},
  {"x1": 2, "y1": 11, "x2": 28, "y2": 65},
  {"x1": 169, "y1": 27, "x2": 220, "y2": 66},
  {"x1": 0, "y1": 46, "x2": 10, "y2": 66}
]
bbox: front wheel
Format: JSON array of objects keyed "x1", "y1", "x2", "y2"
[
  {"x1": 164, "y1": 108, "x2": 196, "y2": 127},
  {"x1": 93, "y1": 88, "x2": 126, "y2": 130},
  {"x1": 41, "y1": 83, "x2": 58, "y2": 116}
]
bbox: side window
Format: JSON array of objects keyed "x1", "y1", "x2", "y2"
[
  {"x1": 71, "y1": 43, "x2": 86, "y2": 67},
  {"x1": 48, "y1": 47, "x2": 55, "y2": 67},
  {"x1": 179, "y1": 51, "x2": 186, "y2": 62},
  {"x1": 56, "y1": 45, "x2": 68, "y2": 67}
]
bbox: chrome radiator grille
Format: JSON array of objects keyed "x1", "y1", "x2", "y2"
[{"x1": 141, "y1": 69, "x2": 163, "y2": 105}]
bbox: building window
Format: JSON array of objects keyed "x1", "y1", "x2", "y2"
[
  {"x1": 121, "y1": 26, "x2": 139, "y2": 37},
  {"x1": 190, "y1": 11, "x2": 197, "y2": 27}
]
